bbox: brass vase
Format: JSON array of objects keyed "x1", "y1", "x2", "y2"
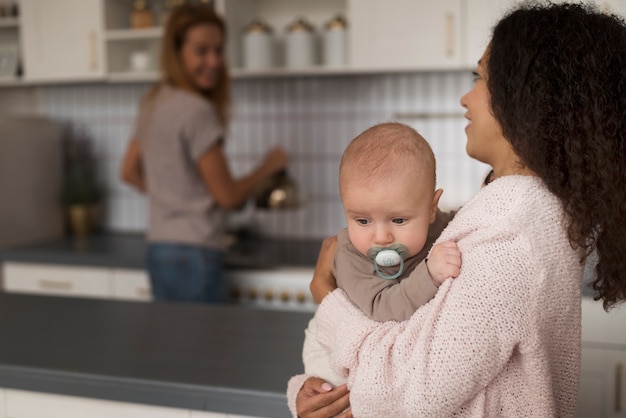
[{"x1": 67, "y1": 204, "x2": 100, "y2": 238}]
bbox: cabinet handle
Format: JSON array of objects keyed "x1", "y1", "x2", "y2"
[
  {"x1": 445, "y1": 12, "x2": 454, "y2": 57},
  {"x1": 616, "y1": 362, "x2": 623, "y2": 413},
  {"x1": 137, "y1": 287, "x2": 150, "y2": 298},
  {"x1": 88, "y1": 31, "x2": 98, "y2": 71},
  {"x1": 38, "y1": 279, "x2": 73, "y2": 291}
]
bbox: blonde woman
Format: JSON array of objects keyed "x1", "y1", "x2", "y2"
[{"x1": 122, "y1": 4, "x2": 288, "y2": 303}]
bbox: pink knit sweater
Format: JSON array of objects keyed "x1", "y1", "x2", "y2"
[{"x1": 287, "y1": 176, "x2": 583, "y2": 417}]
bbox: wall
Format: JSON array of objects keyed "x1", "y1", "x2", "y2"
[{"x1": 2, "y1": 71, "x2": 489, "y2": 239}]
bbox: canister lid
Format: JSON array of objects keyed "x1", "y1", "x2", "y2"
[
  {"x1": 286, "y1": 18, "x2": 315, "y2": 33},
  {"x1": 325, "y1": 15, "x2": 347, "y2": 31},
  {"x1": 243, "y1": 19, "x2": 273, "y2": 34}
]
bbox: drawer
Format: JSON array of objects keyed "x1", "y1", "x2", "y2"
[
  {"x1": 111, "y1": 269, "x2": 152, "y2": 301},
  {"x1": 2, "y1": 262, "x2": 112, "y2": 299}
]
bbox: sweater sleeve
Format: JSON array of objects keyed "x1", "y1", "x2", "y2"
[
  {"x1": 286, "y1": 373, "x2": 312, "y2": 417},
  {"x1": 315, "y1": 231, "x2": 537, "y2": 417}
]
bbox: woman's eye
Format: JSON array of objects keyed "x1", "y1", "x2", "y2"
[
  {"x1": 472, "y1": 70, "x2": 480, "y2": 82},
  {"x1": 392, "y1": 218, "x2": 406, "y2": 225}
]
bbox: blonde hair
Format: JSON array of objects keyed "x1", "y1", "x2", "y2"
[
  {"x1": 142, "y1": 4, "x2": 231, "y2": 127},
  {"x1": 339, "y1": 122, "x2": 436, "y2": 195}
]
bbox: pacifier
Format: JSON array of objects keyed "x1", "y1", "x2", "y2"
[{"x1": 366, "y1": 244, "x2": 409, "y2": 280}]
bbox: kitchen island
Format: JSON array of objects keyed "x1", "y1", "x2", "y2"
[
  {"x1": 0, "y1": 233, "x2": 322, "y2": 270},
  {"x1": 0, "y1": 233, "x2": 322, "y2": 310},
  {"x1": 0, "y1": 292, "x2": 313, "y2": 417}
]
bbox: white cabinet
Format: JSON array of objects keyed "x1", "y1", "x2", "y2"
[
  {"x1": 3, "y1": 262, "x2": 112, "y2": 299},
  {"x1": 1, "y1": 262, "x2": 152, "y2": 301},
  {"x1": 595, "y1": 0, "x2": 626, "y2": 17},
  {"x1": 104, "y1": 0, "x2": 466, "y2": 77},
  {"x1": 20, "y1": 0, "x2": 105, "y2": 82},
  {"x1": 463, "y1": 0, "x2": 514, "y2": 68},
  {"x1": 464, "y1": 0, "x2": 626, "y2": 69},
  {"x1": 349, "y1": 0, "x2": 463, "y2": 71},
  {"x1": 577, "y1": 299, "x2": 626, "y2": 417}
]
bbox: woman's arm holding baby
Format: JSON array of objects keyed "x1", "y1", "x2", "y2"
[{"x1": 310, "y1": 236, "x2": 339, "y2": 303}]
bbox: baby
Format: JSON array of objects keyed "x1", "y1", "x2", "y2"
[{"x1": 304, "y1": 122, "x2": 461, "y2": 386}]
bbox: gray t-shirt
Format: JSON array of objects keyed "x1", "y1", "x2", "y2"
[{"x1": 136, "y1": 84, "x2": 226, "y2": 250}]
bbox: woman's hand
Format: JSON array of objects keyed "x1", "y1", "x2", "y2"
[
  {"x1": 296, "y1": 377, "x2": 352, "y2": 418},
  {"x1": 263, "y1": 146, "x2": 289, "y2": 175},
  {"x1": 310, "y1": 236, "x2": 339, "y2": 304}
]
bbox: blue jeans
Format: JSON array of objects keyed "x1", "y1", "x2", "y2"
[{"x1": 146, "y1": 243, "x2": 226, "y2": 303}]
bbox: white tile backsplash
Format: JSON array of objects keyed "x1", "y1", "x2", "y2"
[{"x1": 2, "y1": 72, "x2": 489, "y2": 239}]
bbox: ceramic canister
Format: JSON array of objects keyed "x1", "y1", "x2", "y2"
[
  {"x1": 242, "y1": 19, "x2": 274, "y2": 70},
  {"x1": 285, "y1": 18, "x2": 316, "y2": 68},
  {"x1": 323, "y1": 15, "x2": 348, "y2": 67}
]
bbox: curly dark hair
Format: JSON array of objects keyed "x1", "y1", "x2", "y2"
[{"x1": 488, "y1": 2, "x2": 626, "y2": 309}]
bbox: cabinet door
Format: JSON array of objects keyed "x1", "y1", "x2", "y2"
[
  {"x1": 2, "y1": 262, "x2": 112, "y2": 299},
  {"x1": 465, "y1": 0, "x2": 626, "y2": 69},
  {"x1": 348, "y1": 0, "x2": 462, "y2": 70},
  {"x1": 595, "y1": 0, "x2": 626, "y2": 18},
  {"x1": 577, "y1": 348, "x2": 626, "y2": 418},
  {"x1": 463, "y1": 0, "x2": 517, "y2": 68},
  {"x1": 20, "y1": 0, "x2": 104, "y2": 81}
]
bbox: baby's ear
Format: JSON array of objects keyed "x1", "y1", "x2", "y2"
[{"x1": 430, "y1": 189, "x2": 444, "y2": 223}]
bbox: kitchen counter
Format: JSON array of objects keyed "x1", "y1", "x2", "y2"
[
  {"x1": 0, "y1": 233, "x2": 322, "y2": 270},
  {"x1": 0, "y1": 292, "x2": 312, "y2": 417}
]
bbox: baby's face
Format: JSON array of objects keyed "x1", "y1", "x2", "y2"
[{"x1": 341, "y1": 172, "x2": 438, "y2": 259}]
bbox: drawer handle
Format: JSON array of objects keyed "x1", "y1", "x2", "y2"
[
  {"x1": 445, "y1": 12, "x2": 454, "y2": 57},
  {"x1": 88, "y1": 31, "x2": 97, "y2": 71},
  {"x1": 616, "y1": 362, "x2": 623, "y2": 413},
  {"x1": 38, "y1": 279, "x2": 73, "y2": 291}
]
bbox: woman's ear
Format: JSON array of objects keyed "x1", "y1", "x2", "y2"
[{"x1": 430, "y1": 189, "x2": 444, "y2": 223}]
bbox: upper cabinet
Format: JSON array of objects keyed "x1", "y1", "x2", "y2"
[
  {"x1": 463, "y1": 0, "x2": 512, "y2": 69},
  {"x1": 349, "y1": 0, "x2": 463, "y2": 71},
  {"x1": 20, "y1": 0, "x2": 104, "y2": 82},
  {"x1": 464, "y1": 0, "x2": 626, "y2": 69},
  {"x1": 8, "y1": 0, "x2": 626, "y2": 84}
]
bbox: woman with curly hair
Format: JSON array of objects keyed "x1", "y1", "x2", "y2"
[{"x1": 288, "y1": 2, "x2": 626, "y2": 417}]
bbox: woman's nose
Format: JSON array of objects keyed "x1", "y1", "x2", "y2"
[
  {"x1": 207, "y1": 52, "x2": 222, "y2": 68},
  {"x1": 460, "y1": 91, "x2": 469, "y2": 108}
]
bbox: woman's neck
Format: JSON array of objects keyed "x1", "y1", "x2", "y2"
[{"x1": 486, "y1": 165, "x2": 536, "y2": 184}]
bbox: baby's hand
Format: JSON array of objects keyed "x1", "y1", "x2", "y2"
[{"x1": 426, "y1": 241, "x2": 461, "y2": 287}]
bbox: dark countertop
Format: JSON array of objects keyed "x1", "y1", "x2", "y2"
[
  {"x1": 0, "y1": 233, "x2": 322, "y2": 270},
  {"x1": 0, "y1": 293, "x2": 312, "y2": 417}
]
